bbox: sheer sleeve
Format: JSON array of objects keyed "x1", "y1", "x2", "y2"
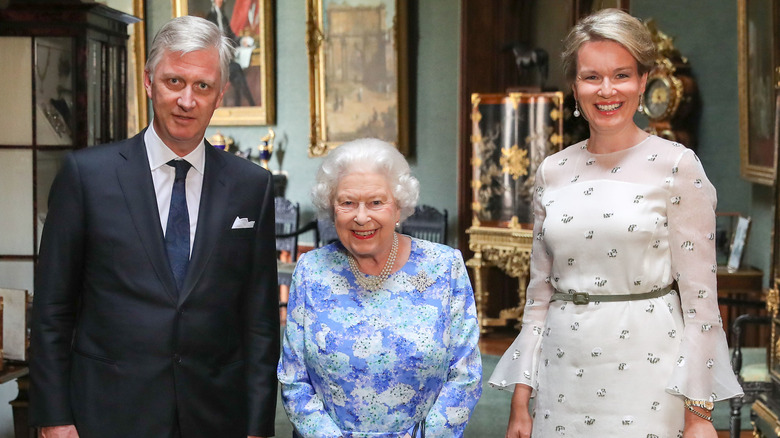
[
  {"x1": 488, "y1": 160, "x2": 555, "y2": 395},
  {"x1": 664, "y1": 149, "x2": 743, "y2": 402},
  {"x1": 277, "y1": 253, "x2": 343, "y2": 438}
]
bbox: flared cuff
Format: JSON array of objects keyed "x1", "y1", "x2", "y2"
[
  {"x1": 664, "y1": 326, "x2": 744, "y2": 402},
  {"x1": 488, "y1": 322, "x2": 544, "y2": 395}
]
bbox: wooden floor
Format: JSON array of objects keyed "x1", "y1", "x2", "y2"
[
  {"x1": 478, "y1": 329, "x2": 754, "y2": 438},
  {"x1": 478, "y1": 329, "x2": 516, "y2": 356}
]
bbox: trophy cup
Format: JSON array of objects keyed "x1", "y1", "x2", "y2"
[
  {"x1": 257, "y1": 128, "x2": 275, "y2": 170},
  {"x1": 209, "y1": 130, "x2": 234, "y2": 152}
]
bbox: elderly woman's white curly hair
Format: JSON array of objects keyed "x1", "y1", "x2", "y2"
[{"x1": 311, "y1": 138, "x2": 420, "y2": 222}]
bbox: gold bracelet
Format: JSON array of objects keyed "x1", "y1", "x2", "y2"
[
  {"x1": 685, "y1": 404, "x2": 713, "y2": 422},
  {"x1": 684, "y1": 398, "x2": 714, "y2": 411}
]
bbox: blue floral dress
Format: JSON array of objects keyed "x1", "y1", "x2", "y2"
[{"x1": 278, "y1": 237, "x2": 482, "y2": 438}]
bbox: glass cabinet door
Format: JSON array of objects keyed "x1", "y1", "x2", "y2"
[
  {"x1": 0, "y1": 150, "x2": 34, "y2": 256},
  {"x1": 0, "y1": 2, "x2": 136, "y2": 299},
  {"x1": 35, "y1": 37, "x2": 74, "y2": 147},
  {"x1": 0, "y1": 37, "x2": 33, "y2": 146}
]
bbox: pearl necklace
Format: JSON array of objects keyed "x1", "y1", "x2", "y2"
[{"x1": 347, "y1": 232, "x2": 398, "y2": 291}]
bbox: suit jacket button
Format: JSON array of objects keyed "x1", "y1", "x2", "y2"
[{"x1": 173, "y1": 354, "x2": 181, "y2": 364}]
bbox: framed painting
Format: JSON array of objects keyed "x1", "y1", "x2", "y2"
[
  {"x1": 306, "y1": 0, "x2": 409, "y2": 157},
  {"x1": 172, "y1": 0, "x2": 275, "y2": 125},
  {"x1": 738, "y1": 0, "x2": 777, "y2": 185},
  {"x1": 129, "y1": 0, "x2": 148, "y2": 135}
]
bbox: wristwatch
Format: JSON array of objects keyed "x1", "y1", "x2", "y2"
[{"x1": 684, "y1": 398, "x2": 714, "y2": 411}]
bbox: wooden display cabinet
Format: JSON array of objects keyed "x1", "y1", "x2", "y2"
[
  {"x1": 0, "y1": 0, "x2": 136, "y2": 317},
  {"x1": 0, "y1": 3, "x2": 136, "y2": 436}
]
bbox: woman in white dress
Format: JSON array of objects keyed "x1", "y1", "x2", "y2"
[{"x1": 488, "y1": 8, "x2": 742, "y2": 438}]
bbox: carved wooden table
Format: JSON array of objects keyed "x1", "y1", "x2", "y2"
[{"x1": 466, "y1": 224, "x2": 533, "y2": 333}]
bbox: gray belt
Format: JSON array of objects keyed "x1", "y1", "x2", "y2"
[{"x1": 550, "y1": 285, "x2": 673, "y2": 305}]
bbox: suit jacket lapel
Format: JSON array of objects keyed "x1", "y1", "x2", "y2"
[
  {"x1": 179, "y1": 143, "x2": 228, "y2": 305},
  {"x1": 116, "y1": 130, "x2": 179, "y2": 303}
]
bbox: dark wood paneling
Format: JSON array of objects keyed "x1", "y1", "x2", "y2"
[{"x1": 457, "y1": 0, "x2": 533, "y2": 254}]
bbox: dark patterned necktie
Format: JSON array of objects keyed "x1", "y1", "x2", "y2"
[{"x1": 165, "y1": 159, "x2": 192, "y2": 292}]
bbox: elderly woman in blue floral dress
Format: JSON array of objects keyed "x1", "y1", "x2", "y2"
[{"x1": 277, "y1": 138, "x2": 482, "y2": 438}]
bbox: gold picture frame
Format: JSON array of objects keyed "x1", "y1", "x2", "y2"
[
  {"x1": 129, "y1": 0, "x2": 148, "y2": 135},
  {"x1": 172, "y1": 0, "x2": 275, "y2": 126},
  {"x1": 738, "y1": 0, "x2": 777, "y2": 185},
  {"x1": 306, "y1": 0, "x2": 409, "y2": 157}
]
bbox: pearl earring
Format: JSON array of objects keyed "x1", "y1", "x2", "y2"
[
  {"x1": 573, "y1": 101, "x2": 581, "y2": 118},
  {"x1": 637, "y1": 94, "x2": 644, "y2": 113}
]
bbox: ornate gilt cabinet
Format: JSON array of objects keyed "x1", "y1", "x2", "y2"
[{"x1": 466, "y1": 92, "x2": 563, "y2": 332}]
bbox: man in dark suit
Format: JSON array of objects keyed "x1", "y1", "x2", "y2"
[{"x1": 29, "y1": 15, "x2": 279, "y2": 438}]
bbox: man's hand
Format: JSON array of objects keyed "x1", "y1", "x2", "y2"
[{"x1": 40, "y1": 425, "x2": 79, "y2": 438}]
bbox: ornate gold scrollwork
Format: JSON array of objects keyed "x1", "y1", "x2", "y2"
[
  {"x1": 767, "y1": 282, "x2": 779, "y2": 317},
  {"x1": 482, "y1": 247, "x2": 530, "y2": 278},
  {"x1": 466, "y1": 226, "x2": 534, "y2": 332},
  {"x1": 549, "y1": 107, "x2": 561, "y2": 122},
  {"x1": 500, "y1": 145, "x2": 530, "y2": 180}
]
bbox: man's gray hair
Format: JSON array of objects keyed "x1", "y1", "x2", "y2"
[
  {"x1": 145, "y1": 15, "x2": 234, "y2": 89},
  {"x1": 311, "y1": 138, "x2": 420, "y2": 222}
]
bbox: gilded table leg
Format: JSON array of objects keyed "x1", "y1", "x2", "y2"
[
  {"x1": 466, "y1": 250, "x2": 490, "y2": 334},
  {"x1": 513, "y1": 274, "x2": 528, "y2": 330}
]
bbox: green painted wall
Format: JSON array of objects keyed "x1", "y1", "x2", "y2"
[
  {"x1": 631, "y1": 1, "x2": 771, "y2": 283},
  {"x1": 196, "y1": 0, "x2": 461, "y2": 247}
]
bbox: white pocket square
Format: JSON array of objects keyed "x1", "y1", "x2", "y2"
[{"x1": 231, "y1": 216, "x2": 255, "y2": 229}]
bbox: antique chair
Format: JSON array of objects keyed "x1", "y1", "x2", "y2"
[
  {"x1": 400, "y1": 205, "x2": 448, "y2": 244},
  {"x1": 729, "y1": 313, "x2": 772, "y2": 438},
  {"x1": 275, "y1": 217, "x2": 338, "y2": 249},
  {"x1": 274, "y1": 197, "x2": 299, "y2": 287},
  {"x1": 317, "y1": 219, "x2": 339, "y2": 247}
]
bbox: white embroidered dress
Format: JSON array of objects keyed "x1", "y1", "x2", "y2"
[{"x1": 489, "y1": 136, "x2": 742, "y2": 437}]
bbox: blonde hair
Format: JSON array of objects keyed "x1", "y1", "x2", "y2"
[{"x1": 561, "y1": 8, "x2": 656, "y2": 84}]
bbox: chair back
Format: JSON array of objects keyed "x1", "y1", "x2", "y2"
[
  {"x1": 400, "y1": 205, "x2": 448, "y2": 244},
  {"x1": 317, "y1": 219, "x2": 340, "y2": 247},
  {"x1": 274, "y1": 197, "x2": 300, "y2": 260}
]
